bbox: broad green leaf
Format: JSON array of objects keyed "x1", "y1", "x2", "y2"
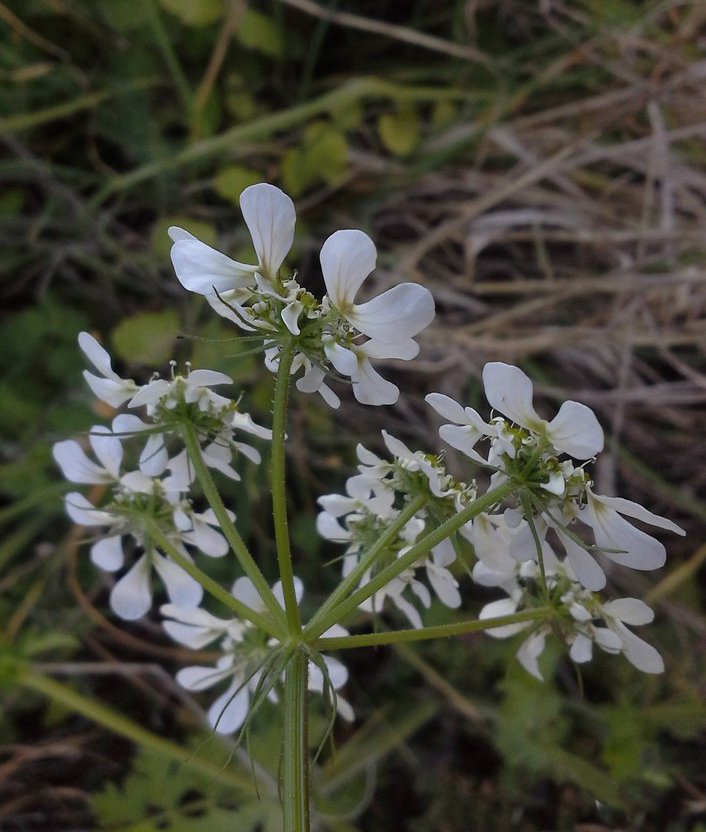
[
  {"x1": 158, "y1": 0, "x2": 224, "y2": 27},
  {"x1": 378, "y1": 105, "x2": 420, "y2": 156},
  {"x1": 213, "y1": 165, "x2": 262, "y2": 205},
  {"x1": 235, "y1": 9, "x2": 283, "y2": 57},
  {"x1": 111, "y1": 310, "x2": 180, "y2": 366},
  {"x1": 281, "y1": 122, "x2": 348, "y2": 197}
]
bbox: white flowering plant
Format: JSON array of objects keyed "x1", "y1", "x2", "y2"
[{"x1": 53, "y1": 183, "x2": 685, "y2": 831}]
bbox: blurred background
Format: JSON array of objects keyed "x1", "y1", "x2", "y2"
[{"x1": 1, "y1": 1, "x2": 706, "y2": 829}]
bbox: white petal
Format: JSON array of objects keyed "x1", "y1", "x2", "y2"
[
  {"x1": 360, "y1": 338, "x2": 420, "y2": 361},
  {"x1": 78, "y1": 332, "x2": 119, "y2": 379},
  {"x1": 316, "y1": 512, "x2": 351, "y2": 541},
  {"x1": 320, "y1": 229, "x2": 376, "y2": 311},
  {"x1": 594, "y1": 627, "x2": 623, "y2": 653},
  {"x1": 231, "y1": 576, "x2": 263, "y2": 610},
  {"x1": 347, "y1": 283, "x2": 434, "y2": 343},
  {"x1": 587, "y1": 496, "x2": 667, "y2": 570},
  {"x1": 82, "y1": 372, "x2": 137, "y2": 408},
  {"x1": 64, "y1": 492, "x2": 115, "y2": 527},
  {"x1": 602, "y1": 598, "x2": 654, "y2": 626},
  {"x1": 589, "y1": 492, "x2": 685, "y2": 536},
  {"x1": 112, "y1": 414, "x2": 149, "y2": 435},
  {"x1": 324, "y1": 342, "x2": 358, "y2": 376},
  {"x1": 427, "y1": 565, "x2": 461, "y2": 608},
  {"x1": 557, "y1": 530, "x2": 606, "y2": 591},
  {"x1": 139, "y1": 433, "x2": 168, "y2": 477},
  {"x1": 88, "y1": 427, "x2": 123, "y2": 479},
  {"x1": 569, "y1": 633, "x2": 593, "y2": 663},
  {"x1": 90, "y1": 535, "x2": 124, "y2": 571},
  {"x1": 425, "y1": 392, "x2": 469, "y2": 424},
  {"x1": 273, "y1": 576, "x2": 304, "y2": 607},
  {"x1": 240, "y1": 184, "x2": 295, "y2": 280},
  {"x1": 209, "y1": 684, "x2": 250, "y2": 734},
  {"x1": 482, "y1": 363, "x2": 543, "y2": 431},
  {"x1": 153, "y1": 552, "x2": 203, "y2": 607},
  {"x1": 547, "y1": 400, "x2": 604, "y2": 459},
  {"x1": 170, "y1": 234, "x2": 256, "y2": 295},
  {"x1": 177, "y1": 664, "x2": 232, "y2": 691},
  {"x1": 231, "y1": 411, "x2": 272, "y2": 440},
  {"x1": 109, "y1": 556, "x2": 152, "y2": 620},
  {"x1": 351, "y1": 358, "x2": 399, "y2": 406},
  {"x1": 53, "y1": 440, "x2": 112, "y2": 484},
  {"x1": 184, "y1": 517, "x2": 228, "y2": 557},
  {"x1": 128, "y1": 379, "x2": 172, "y2": 408},
  {"x1": 163, "y1": 621, "x2": 222, "y2": 649},
  {"x1": 186, "y1": 369, "x2": 233, "y2": 388},
  {"x1": 613, "y1": 622, "x2": 664, "y2": 673},
  {"x1": 479, "y1": 597, "x2": 528, "y2": 638},
  {"x1": 516, "y1": 630, "x2": 547, "y2": 680},
  {"x1": 279, "y1": 299, "x2": 302, "y2": 335}
]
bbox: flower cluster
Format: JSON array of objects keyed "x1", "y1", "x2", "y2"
[
  {"x1": 53, "y1": 332, "x2": 270, "y2": 620},
  {"x1": 317, "y1": 431, "x2": 476, "y2": 628},
  {"x1": 317, "y1": 362, "x2": 684, "y2": 677},
  {"x1": 169, "y1": 184, "x2": 435, "y2": 407},
  {"x1": 162, "y1": 577, "x2": 353, "y2": 734}
]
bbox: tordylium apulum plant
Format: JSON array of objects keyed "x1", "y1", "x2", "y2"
[{"x1": 53, "y1": 184, "x2": 685, "y2": 830}]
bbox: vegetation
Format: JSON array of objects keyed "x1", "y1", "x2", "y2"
[{"x1": 1, "y1": 1, "x2": 705, "y2": 829}]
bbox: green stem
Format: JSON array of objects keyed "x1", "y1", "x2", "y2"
[
  {"x1": 145, "y1": 0, "x2": 192, "y2": 115},
  {"x1": 145, "y1": 520, "x2": 283, "y2": 639},
  {"x1": 313, "y1": 608, "x2": 551, "y2": 650},
  {"x1": 305, "y1": 480, "x2": 518, "y2": 640},
  {"x1": 282, "y1": 650, "x2": 310, "y2": 832},
  {"x1": 19, "y1": 669, "x2": 259, "y2": 792},
  {"x1": 181, "y1": 421, "x2": 287, "y2": 630},
  {"x1": 271, "y1": 341, "x2": 302, "y2": 634},
  {"x1": 307, "y1": 494, "x2": 427, "y2": 635}
]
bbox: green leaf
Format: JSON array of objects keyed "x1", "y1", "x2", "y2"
[
  {"x1": 235, "y1": 9, "x2": 284, "y2": 57},
  {"x1": 158, "y1": 0, "x2": 224, "y2": 27},
  {"x1": 212, "y1": 165, "x2": 262, "y2": 205},
  {"x1": 111, "y1": 310, "x2": 180, "y2": 366},
  {"x1": 378, "y1": 105, "x2": 420, "y2": 156},
  {"x1": 281, "y1": 121, "x2": 348, "y2": 197}
]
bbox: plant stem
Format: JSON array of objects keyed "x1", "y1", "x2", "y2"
[
  {"x1": 181, "y1": 421, "x2": 287, "y2": 630},
  {"x1": 306, "y1": 493, "x2": 427, "y2": 635},
  {"x1": 271, "y1": 341, "x2": 302, "y2": 634},
  {"x1": 145, "y1": 520, "x2": 283, "y2": 639},
  {"x1": 19, "y1": 669, "x2": 259, "y2": 791},
  {"x1": 282, "y1": 650, "x2": 310, "y2": 832},
  {"x1": 305, "y1": 479, "x2": 518, "y2": 640},
  {"x1": 313, "y1": 607, "x2": 551, "y2": 649}
]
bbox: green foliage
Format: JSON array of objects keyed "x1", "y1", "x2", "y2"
[
  {"x1": 235, "y1": 8, "x2": 285, "y2": 58},
  {"x1": 158, "y1": 0, "x2": 224, "y2": 28},
  {"x1": 212, "y1": 165, "x2": 262, "y2": 205},
  {"x1": 281, "y1": 121, "x2": 348, "y2": 197},
  {"x1": 378, "y1": 104, "x2": 421, "y2": 156},
  {"x1": 92, "y1": 749, "x2": 245, "y2": 831},
  {"x1": 112, "y1": 310, "x2": 181, "y2": 366}
]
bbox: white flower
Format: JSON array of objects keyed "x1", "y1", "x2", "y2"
[
  {"x1": 78, "y1": 332, "x2": 141, "y2": 408},
  {"x1": 482, "y1": 362, "x2": 604, "y2": 459},
  {"x1": 320, "y1": 230, "x2": 434, "y2": 344},
  {"x1": 583, "y1": 487, "x2": 685, "y2": 572},
  {"x1": 164, "y1": 577, "x2": 354, "y2": 733},
  {"x1": 169, "y1": 183, "x2": 295, "y2": 297},
  {"x1": 425, "y1": 393, "x2": 495, "y2": 465},
  {"x1": 53, "y1": 426, "x2": 123, "y2": 484},
  {"x1": 319, "y1": 229, "x2": 435, "y2": 405}
]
